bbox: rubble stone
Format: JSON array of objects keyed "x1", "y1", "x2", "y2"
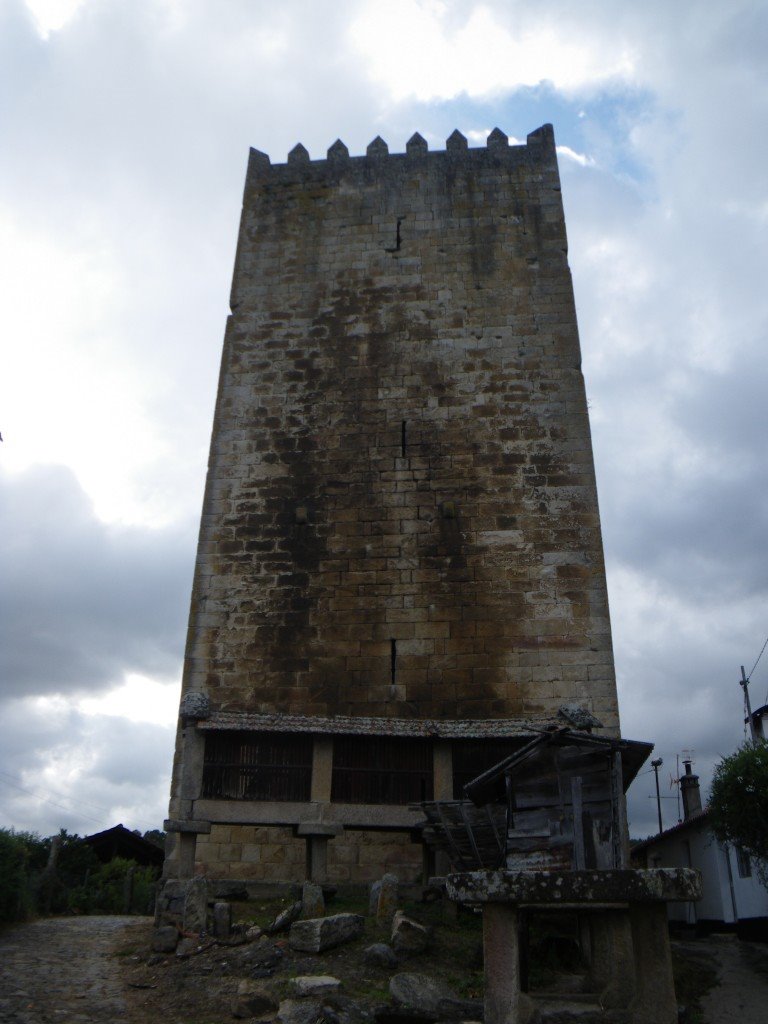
[
  {"x1": 289, "y1": 914, "x2": 364, "y2": 953},
  {"x1": 231, "y1": 980, "x2": 279, "y2": 1019},
  {"x1": 391, "y1": 911, "x2": 430, "y2": 956},
  {"x1": 301, "y1": 882, "x2": 325, "y2": 919},
  {"x1": 289, "y1": 976, "x2": 342, "y2": 998}
]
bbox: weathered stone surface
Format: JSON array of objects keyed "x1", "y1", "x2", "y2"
[
  {"x1": 388, "y1": 973, "x2": 482, "y2": 1020},
  {"x1": 154, "y1": 878, "x2": 186, "y2": 927},
  {"x1": 213, "y1": 901, "x2": 232, "y2": 939},
  {"x1": 182, "y1": 876, "x2": 208, "y2": 934},
  {"x1": 278, "y1": 998, "x2": 334, "y2": 1024},
  {"x1": 237, "y1": 937, "x2": 283, "y2": 971},
  {"x1": 267, "y1": 901, "x2": 303, "y2": 934},
  {"x1": 368, "y1": 880, "x2": 382, "y2": 916},
  {"x1": 375, "y1": 874, "x2": 399, "y2": 923},
  {"x1": 445, "y1": 868, "x2": 703, "y2": 906},
  {"x1": 302, "y1": 882, "x2": 325, "y2": 919},
  {"x1": 363, "y1": 943, "x2": 398, "y2": 968},
  {"x1": 151, "y1": 925, "x2": 178, "y2": 953},
  {"x1": 232, "y1": 980, "x2": 279, "y2": 1019},
  {"x1": 289, "y1": 976, "x2": 342, "y2": 998},
  {"x1": 246, "y1": 924, "x2": 264, "y2": 942},
  {"x1": 391, "y1": 911, "x2": 430, "y2": 956},
  {"x1": 289, "y1": 914, "x2": 364, "y2": 953},
  {"x1": 168, "y1": 121, "x2": 622, "y2": 886},
  {"x1": 176, "y1": 936, "x2": 199, "y2": 957}
]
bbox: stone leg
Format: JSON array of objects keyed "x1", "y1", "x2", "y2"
[
  {"x1": 588, "y1": 909, "x2": 636, "y2": 1008},
  {"x1": 307, "y1": 836, "x2": 329, "y2": 883},
  {"x1": 483, "y1": 903, "x2": 530, "y2": 1024},
  {"x1": 629, "y1": 903, "x2": 677, "y2": 1024},
  {"x1": 177, "y1": 832, "x2": 197, "y2": 879}
]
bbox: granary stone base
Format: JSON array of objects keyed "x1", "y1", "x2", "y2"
[{"x1": 177, "y1": 824, "x2": 423, "y2": 884}]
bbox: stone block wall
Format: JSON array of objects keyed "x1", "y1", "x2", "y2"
[
  {"x1": 177, "y1": 125, "x2": 619, "y2": 730},
  {"x1": 195, "y1": 825, "x2": 422, "y2": 884}
]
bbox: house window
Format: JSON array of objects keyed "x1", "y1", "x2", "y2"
[
  {"x1": 201, "y1": 731, "x2": 312, "y2": 801},
  {"x1": 331, "y1": 736, "x2": 433, "y2": 804},
  {"x1": 735, "y1": 846, "x2": 753, "y2": 878}
]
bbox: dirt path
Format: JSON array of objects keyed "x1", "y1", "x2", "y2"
[
  {"x1": 2, "y1": 915, "x2": 768, "y2": 1023},
  {"x1": 0, "y1": 916, "x2": 147, "y2": 1024},
  {"x1": 699, "y1": 934, "x2": 768, "y2": 1024}
]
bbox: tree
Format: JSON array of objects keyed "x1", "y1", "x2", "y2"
[{"x1": 708, "y1": 742, "x2": 768, "y2": 884}]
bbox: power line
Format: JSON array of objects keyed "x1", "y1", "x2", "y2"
[
  {"x1": 0, "y1": 770, "x2": 160, "y2": 831},
  {"x1": 747, "y1": 633, "x2": 768, "y2": 681},
  {"x1": 0, "y1": 774, "x2": 107, "y2": 828}
]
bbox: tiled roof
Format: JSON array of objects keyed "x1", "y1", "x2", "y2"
[
  {"x1": 631, "y1": 809, "x2": 710, "y2": 853},
  {"x1": 198, "y1": 711, "x2": 560, "y2": 739}
]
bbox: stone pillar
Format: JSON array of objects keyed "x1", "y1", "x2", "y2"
[
  {"x1": 433, "y1": 741, "x2": 453, "y2": 799},
  {"x1": 483, "y1": 903, "x2": 522, "y2": 1024},
  {"x1": 178, "y1": 832, "x2": 197, "y2": 879},
  {"x1": 588, "y1": 909, "x2": 636, "y2": 1008},
  {"x1": 296, "y1": 822, "x2": 342, "y2": 883},
  {"x1": 629, "y1": 902, "x2": 678, "y2": 1024},
  {"x1": 311, "y1": 736, "x2": 333, "y2": 802}
]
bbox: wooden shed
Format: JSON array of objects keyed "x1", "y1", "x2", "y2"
[{"x1": 418, "y1": 728, "x2": 652, "y2": 872}]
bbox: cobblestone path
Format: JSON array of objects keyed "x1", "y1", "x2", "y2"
[
  {"x1": 0, "y1": 916, "x2": 145, "y2": 1024},
  {"x1": 700, "y1": 933, "x2": 768, "y2": 1024}
]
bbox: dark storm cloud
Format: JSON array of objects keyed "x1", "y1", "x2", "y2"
[{"x1": 0, "y1": 464, "x2": 194, "y2": 698}]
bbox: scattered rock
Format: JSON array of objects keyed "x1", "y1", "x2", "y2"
[
  {"x1": 369, "y1": 880, "x2": 383, "y2": 916},
  {"x1": 246, "y1": 925, "x2": 265, "y2": 942},
  {"x1": 289, "y1": 976, "x2": 342, "y2": 998},
  {"x1": 363, "y1": 943, "x2": 398, "y2": 969},
  {"x1": 376, "y1": 874, "x2": 399, "y2": 923},
  {"x1": 213, "y1": 901, "x2": 232, "y2": 939},
  {"x1": 302, "y1": 882, "x2": 325, "y2": 919},
  {"x1": 289, "y1": 914, "x2": 365, "y2": 954},
  {"x1": 237, "y1": 937, "x2": 283, "y2": 972},
  {"x1": 176, "y1": 936, "x2": 200, "y2": 958},
  {"x1": 267, "y1": 901, "x2": 303, "y2": 935},
  {"x1": 154, "y1": 878, "x2": 182, "y2": 925},
  {"x1": 183, "y1": 876, "x2": 208, "y2": 935},
  {"x1": 151, "y1": 925, "x2": 179, "y2": 953},
  {"x1": 278, "y1": 997, "x2": 336, "y2": 1024},
  {"x1": 389, "y1": 973, "x2": 451, "y2": 1016},
  {"x1": 388, "y1": 973, "x2": 482, "y2": 1020},
  {"x1": 391, "y1": 912, "x2": 430, "y2": 956},
  {"x1": 231, "y1": 980, "x2": 279, "y2": 1019}
]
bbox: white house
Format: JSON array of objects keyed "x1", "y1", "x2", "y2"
[{"x1": 632, "y1": 760, "x2": 768, "y2": 938}]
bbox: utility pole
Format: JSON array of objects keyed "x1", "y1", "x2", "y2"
[
  {"x1": 741, "y1": 665, "x2": 757, "y2": 743},
  {"x1": 651, "y1": 757, "x2": 664, "y2": 835}
]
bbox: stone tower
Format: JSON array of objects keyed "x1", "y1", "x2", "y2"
[{"x1": 165, "y1": 125, "x2": 620, "y2": 885}]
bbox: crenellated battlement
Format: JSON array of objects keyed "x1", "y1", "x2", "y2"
[{"x1": 245, "y1": 124, "x2": 557, "y2": 187}]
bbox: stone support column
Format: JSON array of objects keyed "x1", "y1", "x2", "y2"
[
  {"x1": 588, "y1": 908, "x2": 636, "y2": 1008},
  {"x1": 483, "y1": 903, "x2": 523, "y2": 1024},
  {"x1": 431, "y1": 740, "x2": 453, "y2": 876},
  {"x1": 177, "y1": 833, "x2": 197, "y2": 879},
  {"x1": 629, "y1": 902, "x2": 678, "y2": 1024},
  {"x1": 311, "y1": 736, "x2": 333, "y2": 802},
  {"x1": 296, "y1": 822, "x2": 342, "y2": 883}
]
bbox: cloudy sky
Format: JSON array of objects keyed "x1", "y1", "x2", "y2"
[{"x1": 1, "y1": 0, "x2": 767, "y2": 841}]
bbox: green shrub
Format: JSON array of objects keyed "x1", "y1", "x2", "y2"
[{"x1": 0, "y1": 829, "x2": 31, "y2": 922}]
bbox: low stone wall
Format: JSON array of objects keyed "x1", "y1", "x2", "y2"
[{"x1": 192, "y1": 825, "x2": 422, "y2": 884}]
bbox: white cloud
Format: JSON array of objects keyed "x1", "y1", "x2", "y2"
[
  {"x1": 348, "y1": 0, "x2": 636, "y2": 102},
  {"x1": 24, "y1": 0, "x2": 86, "y2": 38}
]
